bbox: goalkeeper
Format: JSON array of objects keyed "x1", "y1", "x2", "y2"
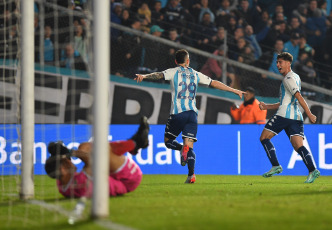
[{"x1": 45, "y1": 117, "x2": 149, "y2": 198}]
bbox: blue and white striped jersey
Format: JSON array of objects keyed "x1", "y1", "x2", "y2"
[
  {"x1": 162, "y1": 66, "x2": 212, "y2": 115},
  {"x1": 276, "y1": 71, "x2": 303, "y2": 121}
]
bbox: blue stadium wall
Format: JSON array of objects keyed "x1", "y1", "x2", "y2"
[{"x1": 1, "y1": 124, "x2": 331, "y2": 176}]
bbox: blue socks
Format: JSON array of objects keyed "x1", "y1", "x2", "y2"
[
  {"x1": 297, "y1": 146, "x2": 316, "y2": 172},
  {"x1": 187, "y1": 148, "x2": 196, "y2": 176},
  {"x1": 165, "y1": 139, "x2": 182, "y2": 151},
  {"x1": 261, "y1": 139, "x2": 280, "y2": 166}
]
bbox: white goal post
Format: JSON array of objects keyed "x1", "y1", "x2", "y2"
[{"x1": 20, "y1": 0, "x2": 35, "y2": 200}]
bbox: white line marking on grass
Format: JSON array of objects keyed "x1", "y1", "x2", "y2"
[
  {"x1": 95, "y1": 219, "x2": 138, "y2": 230},
  {"x1": 28, "y1": 199, "x2": 72, "y2": 216},
  {"x1": 28, "y1": 199, "x2": 138, "y2": 230}
]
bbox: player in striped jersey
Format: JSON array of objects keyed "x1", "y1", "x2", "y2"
[
  {"x1": 135, "y1": 49, "x2": 245, "y2": 183},
  {"x1": 258, "y1": 52, "x2": 320, "y2": 183}
]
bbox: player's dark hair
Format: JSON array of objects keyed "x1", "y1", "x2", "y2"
[
  {"x1": 175, "y1": 49, "x2": 189, "y2": 64},
  {"x1": 245, "y1": 86, "x2": 255, "y2": 94},
  {"x1": 277, "y1": 52, "x2": 293, "y2": 63},
  {"x1": 44, "y1": 156, "x2": 65, "y2": 179}
]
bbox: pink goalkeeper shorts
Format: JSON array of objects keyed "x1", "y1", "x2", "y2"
[
  {"x1": 57, "y1": 156, "x2": 142, "y2": 198},
  {"x1": 109, "y1": 156, "x2": 142, "y2": 196}
]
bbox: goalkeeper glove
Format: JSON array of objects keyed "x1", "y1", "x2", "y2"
[{"x1": 47, "y1": 141, "x2": 72, "y2": 158}]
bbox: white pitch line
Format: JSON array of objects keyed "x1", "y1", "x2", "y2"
[
  {"x1": 28, "y1": 199, "x2": 72, "y2": 216},
  {"x1": 95, "y1": 219, "x2": 138, "y2": 230},
  {"x1": 28, "y1": 199, "x2": 138, "y2": 230}
]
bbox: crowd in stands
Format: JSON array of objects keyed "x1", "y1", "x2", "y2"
[
  {"x1": 109, "y1": 0, "x2": 332, "y2": 93},
  {"x1": 1, "y1": 0, "x2": 332, "y2": 96}
]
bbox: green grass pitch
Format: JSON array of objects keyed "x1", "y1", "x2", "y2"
[{"x1": 1, "y1": 174, "x2": 332, "y2": 230}]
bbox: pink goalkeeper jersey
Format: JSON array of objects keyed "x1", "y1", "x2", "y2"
[{"x1": 56, "y1": 156, "x2": 142, "y2": 198}]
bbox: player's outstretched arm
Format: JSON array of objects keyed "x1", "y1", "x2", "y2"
[
  {"x1": 294, "y1": 92, "x2": 317, "y2": 123},
  {"x1": 259, "y1": 101, "x2": 280, "y2": 110},
  {"x1": 210, "y1": 80, "x2": 246, "y2": 99},
  {"x1": 134, "y1": 72, "x2": 164, "y2": 83}
]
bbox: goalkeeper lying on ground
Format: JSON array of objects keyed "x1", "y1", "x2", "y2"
[{"x1": 45, "y1": 117, "x2": 149, "y2": 198}]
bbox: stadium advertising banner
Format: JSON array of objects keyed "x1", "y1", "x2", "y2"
[{"x1": 0, "y1": 124, "x2": 331, "y2": 176}]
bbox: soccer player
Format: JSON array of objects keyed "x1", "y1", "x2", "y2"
[
  {"x1": 44, "y1": 116, "x2": 149, "y2": 198},
  {"x1": 134, "y1": 49, "x2": 245, "y2": 183},
  {"x1": 259, "y1": 52, "x2": 320, "y2": 183}
]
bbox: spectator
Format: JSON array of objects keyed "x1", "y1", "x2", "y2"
[
  {"x1": 292, "y1": 4, "x2": 308, "y2": 25},
  {"x1": 244, "y1": 24, "x2": 262, "y2": 60},
  {"x1": 74, "y1": 24, "x2": 88, "y2": 64},
  {"x1": 225, "y1": 15, "x2": 238, "y2": 36},
  {"x1": 228, "y1": 26, "x2": 245, "y2": 60},
  {"x1": 257, "y1": 38, "x2": 283, "y2": 71},
  {"x1": 215, "y1": 0, "x2": 232, "y2": 28},
  {"x1": 140, "y1": 25, "x2": 167, "y2": 75},
  {"x1": 299, "y1": 34, "x2": 315, "y2": 58},
  {"x1": 307, "y1": 0, "x2": 319, "y2": 18},
  {"x1": 151, "y1": 1, "x2": 164, "y2": 26},
  {"x1": 207, "y1": 26, "x2": 226, "y2": 53},
  {"x1": 283, "y1": 32, "x2": 300, "y2": 64},
  {"x1": 121, "y1": 8, "x2": 132, "y2": 27},
  {"x1": 194, "y1": 12, "x2": 217, "y2": 51},
  {"x1": 43, "y1": 25, "x2": 55, "y2": 64},
  {"x1": 138, "y1": 2, "x2": 152, "y2": 25},
  {"x1": 60, "y1": 43, "x2": 87, "y2": 71},
  {"x1": 318, "y1": 0, "x2": 328, "y2": 16},
  {"x1": 164, "y1": 28, "x2": 181, "y2": 69},
  {"x1": 114, "y1": 18, "x2": 143, "y2": 76},
  {"x1": 271, "y1": 4, "x2": 287, "y2": 22},
  {"x1": 111, "y1": 3, "x2": 123, "y2": 41},
  {"x1": 200, "y1": 45, "x2": 238, "y2": 88},
  {"x1": 257, "y1": 39, "x2": 283, "y2": 79},
  {"x1": 238, "y1": 41, "x2": 255, "y2": 64},
  {"x1": 253, "y1": 10, "x2": 271, "y2": 34},
  {"x1": 234, "y1": 0, "x2": 256, "y2": 26},
  {"x1": 294, "y1": 52, "x2": 317, "y2": 84},
  {"x1": 230, "y1": 86, "x2": 267, "y2": 124},
  {"x1": 288, "y1": 16, "x2": 305, "y2": 35},
  {"x1": 161, "y1": 0, "x2": 193, "y2": 31},
  {"x1": 261, "y1": 20, "x2": 290, "y2": 49},
  {"x1": 305, "y1": 8, "x2": 327, "y2": 48},
  {"x1": 121, "y1": 0, "x2": 135, "y2": 12},
  {"x1": 198, "y1": 0, "x2": 215, "y2": 23},
  {"x1": 274, "y1": 12, "x2": 287, "y2": 23}
]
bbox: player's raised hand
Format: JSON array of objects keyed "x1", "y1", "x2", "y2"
[
  {"x1": 236, "y1": 90, "x2": 246, "y2": 99},
  {"x1": 259, "y1": 101, "x2": 266, "y2": 110},
  {"x1": 308, "y1": 113, "x2": 317, "y2": 124},
  {"x1": 134, "y1": 74, "x2": 145, "y2": 83}
]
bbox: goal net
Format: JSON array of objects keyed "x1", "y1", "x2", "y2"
[{"x1": 0, "y1": 0, "x2": 104, "y2": 227}]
